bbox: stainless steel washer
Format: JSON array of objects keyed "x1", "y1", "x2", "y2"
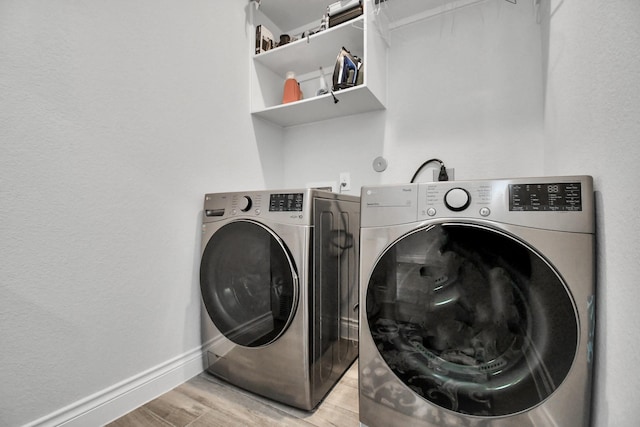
[
  {"x1": 200, "y1": 189, "x2": 359, "y2": 410},
  {"x1": 359, "y1": 176, "x2": 595, "y2": 426}
]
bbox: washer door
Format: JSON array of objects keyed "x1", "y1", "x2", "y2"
[
  {"x1": 200, "y1": 220, "x2": 298, "y2": 347},
  {"x1": 365, "y1": 223, "x2": 578, "y2": 417}
]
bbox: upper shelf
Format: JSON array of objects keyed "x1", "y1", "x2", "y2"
[
  {"x1": 254, "y1": 17, "x2": 364, "y2": 78},
  {"x1": 253, "y1": 0, "x2": 488, "y2": 32}
]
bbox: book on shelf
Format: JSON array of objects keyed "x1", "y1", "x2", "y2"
[{"x1": 255, "y1": 24, "x2": 274, "y2": 55}]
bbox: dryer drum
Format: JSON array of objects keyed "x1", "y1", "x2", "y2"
[
  {"x1": 200, "y1": 220, "x2": 298, "y2": 348},
  {"x1": 365, "y1": 223, "x2": 579, "y2": 417}
]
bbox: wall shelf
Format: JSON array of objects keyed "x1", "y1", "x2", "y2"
[
  {"x1": 249, "y1": 0, "x2": 388, "y2": 127},
  {"x1": 252, "y1": 85, "x2": 385, "y2": 127},
  {"x1": 253, "y1": 18, "x2": 364, "y2": 79},
  {"x1": 248, "y1": 0, "x2": 486, "y2": 127}
]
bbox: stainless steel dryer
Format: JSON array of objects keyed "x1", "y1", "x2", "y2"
[
  {"x1": 359, "y1": 176, "x2": 595, "y2": 427},
  {"x1": 200, "y1": 189, "x2": 359, "y2": 410}
]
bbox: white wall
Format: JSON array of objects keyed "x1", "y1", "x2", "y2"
[
  {"x1": 3, "y1": 0, "x2": 640, "y2": 425},
  {"x1": 0, "y1": 1, "x2": 282, "y2": 426},
  {"x1": 542, "y1": 0, "x2": 640, "y2": 425},
  {"x1": 283, "y1": 0, "x2": 640, "y2": 425},
  {"x1": 283, "y1": 0, "x2": 545, "y2": 191}
]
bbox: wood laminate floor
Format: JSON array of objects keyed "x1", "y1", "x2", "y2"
[{"x1": 107, "y1": 360, "x2": 359, "y2": 427}]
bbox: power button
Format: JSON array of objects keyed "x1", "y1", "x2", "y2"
[
  {"x1": 444, "y1": 188, "x2": 471, "y2": 211},
  {"x1": 238, "y1": 196, "x2": 252, "y2": 212}
]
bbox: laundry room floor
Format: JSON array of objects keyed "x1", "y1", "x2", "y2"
[{"x1": 107, "y1": 360, "x2": 359, "y2": 427}]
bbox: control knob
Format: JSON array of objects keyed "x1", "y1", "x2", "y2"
[
  {"x1": 238, "y1": 196, "x2": 252, "y2": 212},
  {"x1": 444, "y1": 188, "x2": 470, "y2": 211}
]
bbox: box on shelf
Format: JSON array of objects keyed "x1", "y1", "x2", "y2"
[
  {"x1": 329, "y1": 3, "x2": 363, "y2": 28},
  {"x1": 328, "y1": 0, "x2": 362, "y2": 16}
]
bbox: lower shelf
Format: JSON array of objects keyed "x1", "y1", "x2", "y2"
[{"x1": 251, "y1": 85, "x2": 385, "y2": 127}]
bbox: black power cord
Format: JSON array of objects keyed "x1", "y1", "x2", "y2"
[{"x1": 410, "y1": 158, "x2": 449, "y2": 183}]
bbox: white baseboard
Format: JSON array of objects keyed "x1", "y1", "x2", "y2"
[{"x1": 24, "y1": 345, "x2": 208, "y2": 427}]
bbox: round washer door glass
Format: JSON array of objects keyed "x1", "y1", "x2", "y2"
[
  {"x1": 200, "y1": 220, "x2": 298, "y2": 347},
  {"x1": 366, "y1": 223, "x2": 578, "y2": 417}
]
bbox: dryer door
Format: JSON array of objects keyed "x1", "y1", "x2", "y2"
[
  {"x1": 200, "y1": 220, "x2": 298, "y2": 347},
  {"x1": 365, "y1": 223, "x2": 578, "y2": 417}
]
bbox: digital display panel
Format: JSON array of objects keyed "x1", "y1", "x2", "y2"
[
  {"x1": 509, "y1": 182, "x2": 582, "y2": 211},
  {"x1": 269, "y1": 193, "x2": 304, "y2": 212}
]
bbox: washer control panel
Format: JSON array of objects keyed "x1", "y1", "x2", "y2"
[
  {"x1": 361, "y1": 176, "x2": 594, "y2": 233},
  {"x1": 204, "y1": 192, "x2": 303, "y2": 221},
  {"x1": 509, "y1": 182, "x2": 582, "y2": 211},
  {"x1": 203, "y1": 189, "x2": 359, "y2": 226},
  {"x1": 423, "y1": 181, "x2": 493, "y2": 218},
  {"x1": 269, "y1": 193, "x2": 304, "y2": 212},
  {"x1": 203, "y1": 191, "x2": 306, "y2": 224}
]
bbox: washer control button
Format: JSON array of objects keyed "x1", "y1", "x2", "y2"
[
  {"x1": 479, "y1": 207, "x2": 491, "y2": 217},
  {"x1": 444, "y1": 188, "x2": 471, "y2": 211},
  {"x1": 238, "y1": 196, "x2": 252, "y2": 212},
  {"x1": 427, "y1": 207, "x2": 437, "y2": 216}
]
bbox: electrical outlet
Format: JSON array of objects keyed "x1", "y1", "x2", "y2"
[
  {"x1": 433, "y1": 168, "x2": 455, "y2": 181},
  {"x1": 339, "y1": 172, "x2": 351, "y2": 192}
]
